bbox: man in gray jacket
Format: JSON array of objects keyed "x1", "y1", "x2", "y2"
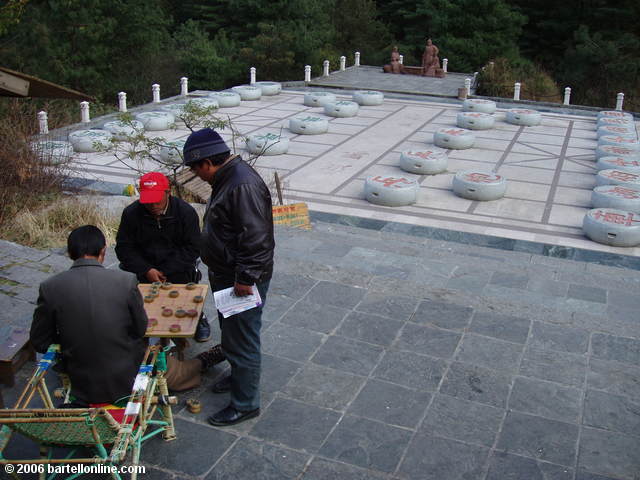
[{"x1": 30, "y1": 225, "x2": 147, "y2": 404}]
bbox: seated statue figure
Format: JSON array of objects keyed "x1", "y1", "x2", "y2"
[
  {"x1": 422, "y1": 38, "x2": 440, "y2": 76},
  {"x1": 390, "y1": 46, "x2": 403, "y2": 74}
]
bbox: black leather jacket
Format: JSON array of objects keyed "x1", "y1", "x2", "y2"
[
  {"x1": 115, "y1": 196, "x2": 201, "y2": 281},
  {"x1": 201, "y1": 156, "x2": 274, "y2": 284}
]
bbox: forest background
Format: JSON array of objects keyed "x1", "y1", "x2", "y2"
[{"x1": 1, "y1": 0, "x2": 639, "y2": 112}]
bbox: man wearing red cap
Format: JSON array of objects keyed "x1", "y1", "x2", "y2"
[{"x1": 115, "y1": 172, "x2": 216, "y2": 347}]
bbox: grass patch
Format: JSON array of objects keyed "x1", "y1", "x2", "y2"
[
  {"x1": 0, "y1": 195, "x2": 120, "y2": 250},
  {"x1": 0, "y1": 277, "x2": 20, "y2": 287}
]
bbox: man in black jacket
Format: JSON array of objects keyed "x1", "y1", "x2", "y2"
[
  {"x1": 183, "y1": 128, "x2": 275, "y2": 426},
  {"x1": 115, "y1": 171, "x2": 214, "y2": 344}
]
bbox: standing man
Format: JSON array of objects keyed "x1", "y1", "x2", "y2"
[
  {"x1": 115, "y1": 171, "x2": 214, "y2": 345},
  {"x1": 31, "y1": 225, "x2": 147, "y2": 404},
  {"x1": 183, "y1": 128, "x2": 275, "y2": 426}
]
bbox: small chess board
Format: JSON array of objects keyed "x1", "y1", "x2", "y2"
[{"x1": 138, "y1": 283, "x2": 209, "y2": 338}]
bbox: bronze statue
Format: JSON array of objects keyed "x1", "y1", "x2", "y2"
[
  {"x1": 390, "y1": 46, "x2": 403, "y2": 74},
  {"x1": 422, "y1": 39, "x2": 440, "y2": 77}
]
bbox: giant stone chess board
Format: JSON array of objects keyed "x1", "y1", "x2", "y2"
[{"x1": 68, "y1": 90, "x2": 640, "y2": 256}]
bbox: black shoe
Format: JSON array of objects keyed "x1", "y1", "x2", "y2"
[
  {"x1": 207, "y1": 405, "x2": 260, "y2": 426},
  {"x1": 195, "y1": 314, "x2": 211, "y2": 343},
  {"x1": 197, "y1": 344, "x2": 225, "y2": 370},
  {"x1": 211, "y1": 375, "x2": 231, "y2": 393}
]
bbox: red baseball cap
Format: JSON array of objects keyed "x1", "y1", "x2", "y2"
[{"x1": 139, "y1": 172, "x2": 169, "y2": 204}]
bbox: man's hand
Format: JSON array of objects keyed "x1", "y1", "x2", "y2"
[
  {"x1": 233, "y1": 282, "x2": 253, "y2": 297},
  {"x1": 145, "y1": 268, "x2": 167, "y2": 283}
]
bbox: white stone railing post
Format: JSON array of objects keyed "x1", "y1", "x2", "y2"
[
  {"x1": 80, "y1": 101, "x2": 90, "y2": 123},
  {"x1": 340, "y1": 56, "x2": 346, "y2": 71},
  {"x1": 354, "y1": 52, "x2": 360, "y2": 66},
  {"x1": 563, "y1": 87, "x2": 571, "y2": 105},
  {"x1": 180, "y1": 77, "x2": 188, "y2": 96},
  {"x1": 118, "y1": 92, "x2": 127, "y2": 112},
  {"x1": 473, "y1": 72, "x2": 478, "y2": 86},
  {"x1": 616, "y1": 92, "x2": 624, "y2": 111},
  {"x1": 250, "y1": 67, "x2": 256, "y2": 85},
  {"x1": 465, "y1": 78, "x2": 471, "y2": 96},
  {"x1": 304, "y1": 65, "x2": 311, "y2": 82},
  {"x1": 38, "y1": 111, "x2": 49, "y2": 135},
  {"x1": 323, "y1": 60, "x2": 330, "y2": 77},
  {"x1": 399, "y1": 55, "x2": 404, "y2": 65},
  {"x1": 514, "y1": 82, "x2": 521, "y2": 101},
  {"x1": 152, "y1": 84, "x2": 160, "y2": 103},
  {"x1": 443, "y1": 58, "x2": 448, "y2": 73}
]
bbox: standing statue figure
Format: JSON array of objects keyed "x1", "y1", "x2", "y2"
[
  {"x1": 422, "y1": 38, "x2": 440, "y2": 76},
  {"x1": 390, "y1": 46, "x2": 403, "y2": 74}
]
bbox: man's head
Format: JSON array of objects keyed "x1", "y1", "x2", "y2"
[
  {"x1": 139, "y1": 172, "x2": 170, "y2": 217},
  {"x1": 67, "y1": 225, "x2": 106, "y2": 262},
  {"x1": 183, "y1": 128, "x2": 231, "y2": 183}
]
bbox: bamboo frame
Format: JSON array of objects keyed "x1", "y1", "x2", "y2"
[{"x1": 0, "y1": 345, "x2": 176, "y2": 480}]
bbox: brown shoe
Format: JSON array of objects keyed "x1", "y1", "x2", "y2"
[{"x1": 197, "y1": 344, "x2": 225, "y2": 370}]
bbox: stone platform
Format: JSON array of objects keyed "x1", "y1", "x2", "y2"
[
  {"x1": 56, "y1": 89, "x2": 639, "y2": 257},
  {"x1": 308, "y1": 65, "x2": 474, "y2": 97},
  {"x1": 1, "y1": 216, "x2": 639, "y2": 479}
]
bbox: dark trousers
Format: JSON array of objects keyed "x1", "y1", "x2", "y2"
[{"x1": 209, "y1": 273, "x2": 269, "y2": 412}]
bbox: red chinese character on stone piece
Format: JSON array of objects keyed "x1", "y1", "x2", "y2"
[
  {"x1": 408, "y1": 151, "x2": 434, "y2": 159},
  {"x1": 442, "y1": 129, "x2": 464, "y2": 136},
  {"x1": 592, "y1": 210, "x2": 637, "y2": 226},
  {"x1": 466, "y1": 113, "x2": 483, "y2": 117},
  {"x1": 607, "y1": 171, "x2": 638, "y2": 182},
  {"x1": 610, "y1": 186, "x2": 640, "y2": 199},
  {"x1": 371, "y1": 176, "x2": 412, "y2": 188},
  {"x1": 610, "y1": 136, "x2": 636, "y2": 144},
  {"x1": 465, "y1": 173, "x2": 498, "y2": 183},
  {"x1": 608, "y1": 146, "x2": 633, "y2": 155}
]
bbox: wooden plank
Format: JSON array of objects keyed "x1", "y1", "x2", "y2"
[{"x1": 0, "y1": 70, "x2": 30, "y2": 96}]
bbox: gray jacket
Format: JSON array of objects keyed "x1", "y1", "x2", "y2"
[{"x1": 30, "y1": 258, "x2": 148, "y2": 404}]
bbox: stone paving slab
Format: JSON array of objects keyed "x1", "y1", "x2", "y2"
[{"x1": 1, "y1": 219, "x2": 640, "y2": 479}]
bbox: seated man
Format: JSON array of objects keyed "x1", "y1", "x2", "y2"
[
  {"x1": 115, "y1": 172, "x2": 213, "y2": 344},
  {"x1": 30, "y1": 225, "x2": 223, "y2": 405}
]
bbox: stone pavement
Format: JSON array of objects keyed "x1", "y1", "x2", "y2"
[{"x1": 1, "y1": 213, "x2": 639, "y2": 479}]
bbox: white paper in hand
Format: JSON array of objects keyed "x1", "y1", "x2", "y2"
[{"x1": 214, "y1": 285, "x2": 262, "y2": 318}]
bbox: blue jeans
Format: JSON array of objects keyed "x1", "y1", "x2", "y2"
[{"x1": 209, "y1": 274, "x2": 269, "y2": 411}]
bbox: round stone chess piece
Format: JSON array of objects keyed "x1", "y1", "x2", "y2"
[
  {"x1": 583, "y1": 208, "x2": 640, "y2": 246},
  {"x1": 246, "y1": 133, "x2": 289, "y2": 155},
  {"x1": 399, "y1": 149, "x2": 448, "y2": 175},
  {"x1": 434, "y1": 128, "x2": 476, "y2": 150},
  {"x1": 452, "y1": 171, "x2": 506, "y2": 201},
  {"x1": 303, "y1": 92, "x2": 336, "y2": 107},
  {"x1": 254, "y1": 81, "x2": 282, "y2": 96},
  {"x1": 68, "y1": 129, "x2": 113, "y2": 153},
  {"x1": 364, "y1": 175, "x2": 419, "y2": 206}
]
